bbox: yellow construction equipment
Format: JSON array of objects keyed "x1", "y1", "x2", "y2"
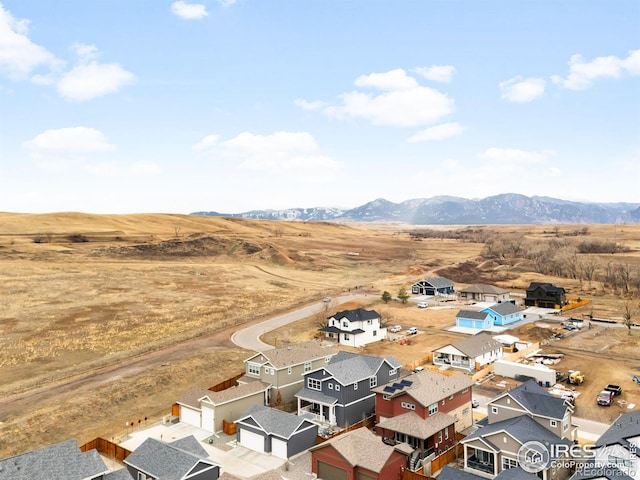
[{"x1": 567, "y1": 370, "x2": 584, "y2": 385}]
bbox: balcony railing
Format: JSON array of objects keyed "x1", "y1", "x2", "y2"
[
  {"x1": 434, "y1": 357, "x2": 471, "y2": 368},
  {"x1": 467, "y1": 457, "x2": 495, "y2": 474}
]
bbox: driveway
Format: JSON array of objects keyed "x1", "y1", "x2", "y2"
[{"x1": 231, "y1": 293, "x2": 368, "y2": 351}]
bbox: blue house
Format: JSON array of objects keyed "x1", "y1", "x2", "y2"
[
  {"x1": 295, "y1": 351, "x2": 401, "y2": 428},
  {"x1": 482, "y1": 302, "x2": 523, "y2": 326},
  {"x1": 455, "y1": 310, "x2": 493, "y2": 330}
]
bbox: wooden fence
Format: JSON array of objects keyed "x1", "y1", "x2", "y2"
[
  {"x1": 315, "y1": 416, "x2": 375, "y2": 445},
  {"x1": 80, "y1": 437, "x2": 132, "y2": 462},
  {"x1": 209, "y1": 372, "x2": 244, "y2": 392},
  {"x1": 402, "y1": 469, "x2": 435, "y2": 480}
]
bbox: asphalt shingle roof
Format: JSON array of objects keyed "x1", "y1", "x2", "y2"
[
  {"x1": 295, "y1": 388, "x2": 338, "y2": 404},
  {"x1": 483, "y1": 302, "x2": 521, "y2": 316},
  {"x1": 238, "y1": 404, "x2": 316, "y2": 439},
  {"x1": 125, "y1": 436, "x2": 218, "y2": 480},
  {"x1": 324, "y1": 351, "x2": 400, "y2": 385},
  {"x1": 330, "y1": 308, "x2": 380, "y2": 323},
  {"x1": 456, "y1": 310, "x2": 490, "y2": 320},
  {"x1": 437, "y1": 465, "x2": 487, "y2": 480},
  {"x1": 244, "y1": 341, "x2": 337, "y2": 369},
  {"x1": 595, "y1": 410, "x2": 640, "y2": 450},
  {"x1": 0, "y1": 439, "x2": 108, "y2": 480},
  {"x1": 495, "y1": 379, "x2": 568, "y2": 420},
  {"x1": 416, "y1": 277, "x2": 454, "y2": 288},
  {"x1": 373, "y1": 369, "x2": 473, "y2": 407},
  {"x1": 459, "y1": 284, "x2": 509, "y2": 295},
  {"x1": 435, "y1": 333, "x2": 502, "y2": 358},
  {"x1": 376, "y1": 411, "x2": 455, "y2": 439}
]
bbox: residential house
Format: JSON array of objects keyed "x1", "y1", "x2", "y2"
[
  {"x1": 412, "y1": 277, "x2": 455, "y2": 296},
  {"x1": 573, "y1": 410, "x2": 640, "y2": 480},
  {"x1": 460, "y1": 379, "x2": 577, "y2": 479},
  {"x1": 309, "y1": 426, "x2": 413, "y2": 480},
  {"x1": 374, "y1": 369, "x2": 475, "y2": 431},
  {"x1": 240, "y1": 340, "x2": 338, "y2": 406},
  {"x1": 295, "y1": 350, "x2": 402, "y2": 428},
  {"x1": 524, "y1": 282, "x2": 566, "y2": 309},
  {"x1": 320, "y1": 308, "x2": 387, "y2": 347},
  {"x1": 482, "y1": 302, "x2": 523, "y2": 327},
  {"x1": 432, "y1": 333, "x2": 503, "y2": 372},
  {"x1": 455, "y1": 310, "x2": 494, "y2": 330},
  {"x1": 124, "y1": 436, "x2": 220, "y2": 480},
  {"x1": 177, "y1": 381, "x2": 270, "y2": 434},
  {"x1": 0, "y1": 439, "x2": 127, "y2": 480},
  {"x1": 459, "y1": 285, "x2": 511, "y2": 304},
  {"x1": 235, "y1": 404, "x2": 318, "y2": 459}
]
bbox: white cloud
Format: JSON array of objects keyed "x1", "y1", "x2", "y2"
[
  {"x1": 57, "y1": 61, "x2": 135, "y2": 100},
  {"x1": 294, "y1": 98, "x2": 327, "y2": 111},
  {"x1": 322, "y1": 69, "x2": 454, "y2": 127},
  {"x1": 415, "y1": 65, "x2": 456, "y2": 83},
  {"x1": 24, "y1": 127, "x2": 116, "y2": 154},
  {"x1": 194, "y1": 131, "x2": 343, "y2": 171},
  {"x1": 0, "y1": 4, "x2": 61, "y2": 80},
  {"x1": 408, "y1": 122, "x2": 465, "y2": 143},
  {"x1": 479, "y1": 147, "x2": 555, "y2": 165},
  {"x1": 86, "y1": 160, "x2": 162, "y2": 177},
  {"x1": 552, "y1": 49, "x2": 640, "y2": 90},
  {"x1": 499, "y1": 76, "x2": 545, "y2": 103},
  {"x1": 71, "y1": 43, "x2": 99, "y2": 62},
  {"x1": 171, "y1": 1, "x2": 208, "y2": 20}
]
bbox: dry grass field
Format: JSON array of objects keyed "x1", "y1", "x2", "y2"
[{"x1": 0, "y1": 213, "x2": 639, "y2": 457}]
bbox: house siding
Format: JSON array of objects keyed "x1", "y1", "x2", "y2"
[
  {"x1": 210, "y1": 391, "x2": 266, "y2": 433},
  {"x1": 286, "y1": 423, "x2": 319, "y2": 457}
]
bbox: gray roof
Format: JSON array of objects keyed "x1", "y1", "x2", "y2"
[
  {"x1": 437, "y1": 465, "x2": 487, "y2": 480},
  {"x1": 494, "y1": 467, "x2": 541, "y2": 479},
  {"x1": 595, "y1": 410, "x2": 640, "y2": 450},
  {"x1": 483, "y1": 302, "x2": 521, "y2": 316},
  {"x1": 376, "y1": 411, "x2": 455, "y2": 439},
  {"x1": 463, "y1": 415, "x2": 571, "y2": 458},
  {"x1": 456, "y1": 310, "x2": 490, "y2": 320},
  {"x1": 373, "y1": 369, "x2": 473, "y2": 407},
  {"x1": 415, "y1": 277, "x2": 454, "y2": 288},
  {"x1": 169, "y1": 436, "x2": 209, "y2": 458},
  {"x1": 295, "y1": 387, "x2": 338, "y2": 405},
  {"x1": 0, "y1": 439, "x2": 108, "y2": 480},
  {"x1": 244, "y1": 340, "x2": 337, "y2": 369},
  {"x1": 459, "y1": 284, "x2": 509, "y2": 295},
  {"x1": 573, "y1": 461, "x2": 634, "y2": 480},
  {"x1": 435, "y1": 333, "x2": 502, "y2": 358},
  {"x1": 237, "y1": 404, "x2": 316, "y2": 439},
  {"x1": 105, "y1": 469, "x2": 135, "y2": 480},
  {"x1": 527, "y1": 282, "x2": 565, "y2": 294},
  {"x1": 125, "y1": 437, "x2": 219, "y2": 480},
  {"x1": 324, "y1": 350, "x2": 401, "y2": 385},
  {"x1": 330, "y1": 308, "x2": 380, "y2": 323},
  {"x1": 493, "y1": 379, "x2": 568, "y2": 420},
  {"x1": 309, "y1": 427, "x2": 409, "y2": 472}
]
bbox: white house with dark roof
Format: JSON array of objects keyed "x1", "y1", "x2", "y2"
[
  {"x1": 319, "y1": 308, "x2": 387, "y2": 347},
  {"x1": 412, "y1": 277, "x2": 455, "y2": 296},
  {"x1": 177, "y1": 381, "x2": 270, "y2": 434},
  {"x1": 124, "y1": 436, "x2": 220, "y2": 480},
  {"x1": 235, "y1": 404, "x2": 318, "y2": 459},
  {"x1": 240, "y1": 340, "x2": 338, "y2": 406},
  {"x1": 573, "y1": 410, "x2": 640, "y2": 480},
  {"x1": 0, "y1": 439, "x2": 121, "y2": 480},
  {"x1": 295, "y1": 350, "x2": 401, "y2": 428},
  {"x1": 432, "y1": 333, "x2": 503, "y2": 372}
]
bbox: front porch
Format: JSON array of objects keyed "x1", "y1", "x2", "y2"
[
  {"x1": 433, "y1": 354, "x2": 472, "y2": 370},
  {"x1": 464, "y1": 445, "x2": 497, "y2": 478},
  {"x1": 295, "y1": 388, "x2": 338, "y2": 428}
]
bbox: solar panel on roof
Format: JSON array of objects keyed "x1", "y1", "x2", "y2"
[
  {"x1": 384, "y1": 386, "x2": 396, "y2": 393},
  {"x1": 392, "y1": 383, "x2": 404, "y2": 390},
  {"x1": 400, "y1": 379, "x2": 413, "y2": 387}
]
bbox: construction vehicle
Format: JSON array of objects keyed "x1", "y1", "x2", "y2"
[{"x1": 567, "y1": 370, "x2": 585, "y2": 385}]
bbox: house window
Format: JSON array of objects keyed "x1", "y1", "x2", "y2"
[
  {"x1": 370, "y1": 377, "x2": 377, "y2": 388},
  {"x1": 502, "y1": 457, "x2": 518, "y2": 469},
  {"x1": 438, "y1": 431, "x2": 442, "y2": 443},
  {"x1": 442, "y1": 399, "x2": 445, "y2": 406},
  {"x1": 325, "y1": 356, "x2": 331, "y2": 362},
  {"x1": 445, "y1": 428, "x2": 449, "y2": 440},
  {"x1": 401, "y1": 402, "x2": 416, "y2": 410},
  {"x1": 449, "y1": 394, "x2": 454, "y2": 400},
  {"x1": 428, "y1": 403, "x2": 438, "y2": 415},
  {"x1": 248, "y1": 363, "x2": 260, "y2": 375},
  {"x1": 344, "y1": 333, "x2": 350, "y2": 340},
  {"x1": 335, "y1": 384, "x2": 340, "y2": 391},
  {"x1": 354, "y1": 383, "x2": 358, "y2": 390},
  {"x1": 550, "y1": 420, "x2": 557, "y2": 428},
  {"x1": 304, "y1": 362, "x2": 311, "y2": 372},
  {"x1": 342, "y1": 321, "x2": 348, "y2": 328},
  {"x1": 308, "y1": 378, "x2": 321, "y2": 391},
  {"x1": 328, "y1": 383, "x2": 333, "y2": 389},
  {"x1": 373, "y1": 330, "x2": 377, "y2": 336},
  {"x1": 383, "y1": 394, "x2": 390, "y2": 400},
  {"x1": 563, "y1": 421, "x2": 569, "y2": 432},
  {"x1": 367, "y1": 319, "x2": 371, "y2": 325},
  {"x1": 288, "y1": 367, "x2": 292, "y2": 375},
  {"x1": 389, "y1": 368, "x2": 398, "y2": 376},
  {"x1": 609, "y1": 456, "x2": 633, "y2": 468},
  {"x1": 491, "y1": 406, "x2": 498, "y2": 414},
  {"x1": 463, "y1": 408, "x2": 469, "y2": 416}
]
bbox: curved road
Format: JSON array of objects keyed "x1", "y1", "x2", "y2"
[{"x1": 231, "y1": 293, "x2": 369, "y2": 351}]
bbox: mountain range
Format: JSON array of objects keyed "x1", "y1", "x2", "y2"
[{"x1": 191, "y1": 193, "x2": 640, "y2": 225}]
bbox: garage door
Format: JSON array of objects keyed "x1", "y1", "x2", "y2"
[
  {"x1": 317, "y1": 461, "x2": 347, "y2": 480},
  {"x1": 357, "y1": 473, "x2": 376, "y2": 480},
  {"x1": 179, "y1": 406, "x2": 201, "y2": 428},
  {"x1": 239, "y1": 429, "x2": 264, "y2": 453},
  {"x1": 272, "y1": 437, "x2": 288, "y2": 459}
]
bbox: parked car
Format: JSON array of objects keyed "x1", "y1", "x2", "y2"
[
  {"x1": 597, "y1": 390, "x2": 614, "y2": 406},
  {"x1": 322, "y1": 296, "x2": 331, "y2": 303},
  {"x1": 417, "y1": 302, "x2": 428, "y2": 309},
  {"x1": 472, "y1": 398, "x2": 480, "y2": 408},
  {"x1": 390, "y1": 325, "x2": 402, "y2": 333},
  {"x1": 604, "y1": 384, "x2": 623, "y2": 396},
  {"x1": 407, "y1": 327, "x2": 418, "y2": 335},
  {"x1": 413, "y1": 366, "x2": 424, "y2": 373}
]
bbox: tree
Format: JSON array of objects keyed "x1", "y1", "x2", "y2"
[
  {"x1": 397, "y1": 287, "x2": 410, "y2": 304},
  {"x1": 620, "y1": 299, "x2": 640, "y2": 335},
  {"x1": 381, "y1": 291, "x2": 392, "y2": 304}
]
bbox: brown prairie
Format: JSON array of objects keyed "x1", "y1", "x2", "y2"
[{"x1": 0, "y1": 213, "x2": 639, "y2": 457}]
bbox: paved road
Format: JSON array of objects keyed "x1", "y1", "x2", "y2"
[{"x1": 231, "y1": 293, "x2": 369, "y2": 351}]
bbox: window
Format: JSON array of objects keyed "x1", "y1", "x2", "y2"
[
  {"x1": 550, "y1": 420, "x2": 557, "y2": 428},
  {"x1": 342, "y1": 321, "x2": 349, "y2": 328},
  {"x1": 445, "y1": 428, "x2": 449, "y2": 440},
  {"x1": 248, "y1": 363, "x2": 260, "y2": 375},
  {"x1": 287, "y1": 367, "x2": 292, "y2": 375},
  {"x1": 389, "y1": 368, "x2": 397, "y2": 376},
  {"x1": 308, "y1": 378, "x2": 321, "y2": 391},
  {"x1": 344, "y1": 333, "x2": 350, "y2": 340},
  {"x1": 502, "y1": 457, "x2": 518, "y2": 469},
  {"x1": 370, "y1": 377, "x2": 377, "y2": 388},
  {"x1": 428, "y1": 403, "x2": 438, "y2": 415},
  {"x1": 449, "y1": 394, "x2": 454, "y2": 400},
  {"x1": 463, "y1": 408, "x2": 470, "y2": 416},
  {"x1": 325, "y1": 356, "x2": 331, "y2": 363},
  {"x1": 373, "y1": 330, "x2": 377, "y2": 336},
  {"x1": 438, "y1": 431, "x2": 442, "y2": 443},
  {"x1": 442, "y1": 399, "x2": 446, "y2": 406},
  {"x1": 304, "y1": 362, "x2": 311, "y2": 373},
  {"x1": 563, "y1": 421, "x2": 569, "y2": 432},
  {"x1": 354, "y1": 383, "x2": 358, "y2": 390},
  {"x1": 608, "y1": 456, "x2": 632, "y2": 468},
  {"x1": 383, "y1": 394, "x2": 391, "y2": 400},
  {"x1": 491, "y1": 406, "x2": 498, "y2": 414},
  {"x1": 137, "y1": 473, "x2": 147, "y2": 480},
  {"x1": 328, "y1": 383, "x2": 333, "y2": 389},
  {"x1": 401, "y1": 401, "x2": 416, "y2": 410},
  {"x1": 335, "y1": 384, "x2": 341, "y2": 391}
]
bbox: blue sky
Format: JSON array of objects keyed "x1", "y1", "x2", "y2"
[{"x1": 0, "y1": 1, "x2": 638, "y2": 214}]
